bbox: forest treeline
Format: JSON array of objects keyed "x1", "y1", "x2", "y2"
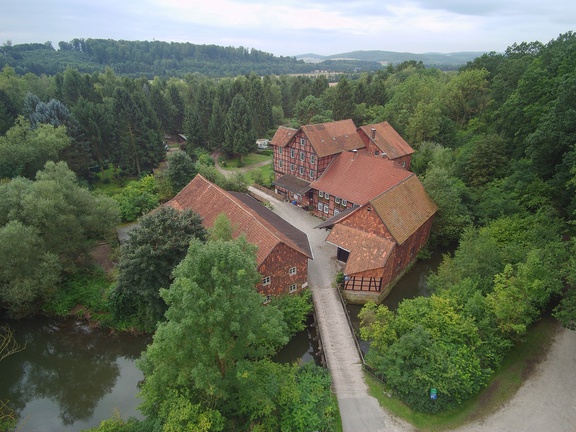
[
  {"x1": 0, "y1": 38, "x2": 383, "y2": 77},
  {"x1": 1, "y1": 30, "x2": 576, "y2": 425}
]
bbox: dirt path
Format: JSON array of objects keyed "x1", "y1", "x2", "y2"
[{"x1": 452, "y1": 324, "x2": 576, "y2": 432}]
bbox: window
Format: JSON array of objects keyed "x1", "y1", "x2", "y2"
[
  {"x1": 323, "y1": 204, "x2": 329, "y2": 213},
  {"x1": 262, "y1": 276, "x2": 271, "y2": 286},
  {"x1": 299, "y1": 166, "x2": 304, "y2": 175},
  {"x1": 309, "y1": 169, "x2": 314, "y2": 178},
  {"x1": 325, "y1": 192, "x2": 330, "y2": 200},
  {"x1": 319, "y1": 191, "x2": 324, "y2": 198},
  {"x1": 300, "y1": 137, "x2": 306, "y2": 146},
  {"x1": 342, "y1": 199, "x2": 347, "y2": 207},
  {"x1": 289, "y1": 266, "x2": 297, "y2": 275},
  {"x1": 290, "y1": 163, "x2": 294, "y2": 171},
  {"x1": 278, "y1": 147, "x2": 282, "y2": 154},
  {"x1": 310, "y1": 154, "x2": 315, "y2": 164},
  {"x1": 334, "y1": 208, "x2": 340, "y2": 216},
  {"x1": 374, "y1": 150, "x2": 379, "y2": 156},
  {"x1": 335, "y1": 197, "x2": 341, "y2": 204},
  {"x1": 317, "y1": 202, "x2": 322, "y2": 211},
  {"x1": 300, "y1": 151, "x2": 305, "y2": 161},
  {"x1": 289, "y1": 284, "x2": 297, "y2": 293},
  {"x1": 402, "y1": 161, "x2": 406, "y2": 168},
  {"x1": 290, "y1": 148, "x2": 295, "y2": 158},
  {"x1": 279, "y1": 160, "x2": 283, "y2": 168},
  {"x1": 263, "y1": 294, "x2": 271, "y2": 304}
]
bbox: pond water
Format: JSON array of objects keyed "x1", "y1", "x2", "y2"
[{"x1": 0, "y1": 317, "x2": 151, "y2": 431}]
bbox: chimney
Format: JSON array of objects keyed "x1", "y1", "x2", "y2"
[{"x1": 371, "y1": 128, "x2": 376, "y2": 139}]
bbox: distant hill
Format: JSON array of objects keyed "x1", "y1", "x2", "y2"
[
  {"x1": 0, "y1": 39, "x2": 382, "y2": 78},
  {"x1": 297, "y1": 50, "x2": 486, "y2": 70}
]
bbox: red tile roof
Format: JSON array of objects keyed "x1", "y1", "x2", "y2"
[
  {"x1": 309, "y1": 152, "x2": 413, "y2": 204},
  {"x1": 302, "y1": 119, "x2": 365, "y2": 157},
  {"x1": 359, "y1": 121, "x2": 414, "y2": 159},
  {"x1": 326, "y1": 224, "x2": 395, "y2": 275},
  {"x1": 165, "y1": 175, "x2": 312, "y2": 265},
  {"x1": 371, "y1": 175, "x2": 438, "y2": 245},
  {"x1": 270, "y1": 126, "x2": 297, "y2": 148}
]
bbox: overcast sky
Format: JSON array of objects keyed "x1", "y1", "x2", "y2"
[{"x1": 1, "y1": 0, "x2": 574, "y2": 57}]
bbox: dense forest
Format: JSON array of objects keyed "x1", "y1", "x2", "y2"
[
  {"x1": 0, "y1": 38, "x2": 383, "y2": 78},
  {"x1": 1, "y1": 31, "x2": 576, "y2": 428}
]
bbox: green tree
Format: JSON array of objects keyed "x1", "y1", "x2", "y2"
[
  {"x1": 0, "y1": 162, "x2": 119, "y2": 276},
  {"x1": 112, "y1": 85, "x2": 164, "y2": 176},
  {"x1": 294, "y1": 95, "x2": 331, "y2": 126},
  {"x1": 360, "y1": 296, "x2": 487, "y2": 413},
  {"x1": 114, "y1": 175, "x2": 159, "y2": 222},
  {"x1": 332, "y1": 76, "x2": 354, "y2": 121},
  {"x1": 109, "y1": 206, "x2": 207, "y2": 331},
  {"x1": 138, "y1": 237, "x2": 289, "y2": 421},
  {"x1": 224, "y1": 94, "x2": 256, "y2": 161},
  {"x1": 0, "y1": 220, "x2": 61, "y2": 316},
  {"x1": 0, "y1": 117, "x2": 70, "y2": 179},
  {"x1": 166, "y1": 151, "x2": 196, "y2": 193}
]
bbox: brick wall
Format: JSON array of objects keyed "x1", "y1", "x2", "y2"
[{"x1": 256, "y1": 243, "x2": 309, "y2": 296}]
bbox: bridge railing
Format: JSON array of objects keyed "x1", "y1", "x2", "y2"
[{"x1": 334, "y1": 283, "x2": 388, "y2": 385}]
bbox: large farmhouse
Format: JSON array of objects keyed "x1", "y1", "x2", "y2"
[
  {"x1": 270, "y1": 119, "x2": 436, "y2": 303},
  {"x1": 270, "y1": 119, "x2": 414, "y2": 208},
  {"x1": 165, "y1": 174, "x2": 313, "y2": 300}
]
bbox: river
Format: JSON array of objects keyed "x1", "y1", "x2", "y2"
[
  {"x1": 0, "y1": 317, "x2": 151, "y2": 431},
  {"x1": 0, "y1": 253, "x2": 444, "y2": 431}
]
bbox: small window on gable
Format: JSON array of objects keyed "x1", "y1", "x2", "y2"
[
  {"x1": 300, "y1": 151, "x2": 305, "y2": 161},
  {"x1": 289, "y1": 267, "x2": 297, "y2": 275},
  {"x1": 300, "y1": 138, "x2": 305, "y2": 146},
  {"x1": 325, "y1": 192, "x2": 330, "y2": 200},
  {"x1": 335, "y1": 197, "x2": 340, "y2": 204},
  {"x1": 342, "y1": 199, "x2": 347, "y2": 207},
  {"x1": 310, "y1": 154, "x2": 315, "y2": 164},
  {"x1": 290, "y1": 149, "x2": 295, "y2": 158},
  {"x1": 402, "y1": 161, "x2": 406, "y2": 167},
  {"x1": 317, "y1": 202, "x2": 323, "y2": 211},
  {"x1": 323, "y1": 204, "x2": 329, "y2": 213},
  {"x1": 262, "y1": 276, "x2": 271, "y2": 286},
  {"x1": 319, "y1": 191, "x2": 324, "y2": 198},
  {"x1": 279, "y1": 160, "x2": 283, "y2": 168},
  {"x1": 334, "y1": 208, "x2": 340, "y2": 216},
  {"x1": 278, "y1": 147, "x2": 282, "y2": 154},
  {"x1": 289, "y1": 284, "x2": 297, "y2": 293},
  {"x1": 375, "y1": 150, "x2": 379, "y2": 156},
  {"x1": 263, "y1": 294, "x2": 271, "y2": 304},
  {"x1": 309, "y1": 169, "x2": 314, "y2": 178}
]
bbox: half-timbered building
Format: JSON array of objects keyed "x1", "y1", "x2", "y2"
[
  {"x1": 357, "y1": 121, "x2": 414, "y2": 170},
  {"x1": 316, "y1": 174, "x2": 437, "y2": 304},
  {"x1": 270, "y1": 119, "x2": 365, "y2": 207}
]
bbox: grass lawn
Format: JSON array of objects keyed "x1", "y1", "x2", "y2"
[
  {"x1": 365, "y1": 317, "x2": 558, "y2": 431},
  {"x1": 219, "y1": 152, "x2": 272, "y2": 170}
]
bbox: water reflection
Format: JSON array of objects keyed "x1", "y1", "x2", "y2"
[{"x1": 0, "y1": 317, "x2": 150, "y2": 431}]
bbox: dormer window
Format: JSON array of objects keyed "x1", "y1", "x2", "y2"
[{"x1": 300, "y1": 138, "x2": 306, "y2": 146}]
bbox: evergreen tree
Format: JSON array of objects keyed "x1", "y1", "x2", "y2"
[
  {"x1": 332, "y1": 76, "x2": 355, "y2": 120},
  {"x1": 224, "y1": 94, "x2": 256, "y2": 161}
]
